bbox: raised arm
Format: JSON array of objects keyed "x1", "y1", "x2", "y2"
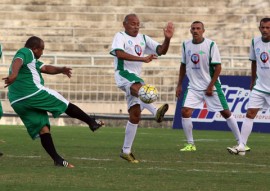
[{"x1": 157, "y1": 22, "x2": 174, "y2": 55}]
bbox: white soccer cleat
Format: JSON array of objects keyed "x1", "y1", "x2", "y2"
[{"x1": 227, "y1": 144, "x2": 246, "y2": 156}]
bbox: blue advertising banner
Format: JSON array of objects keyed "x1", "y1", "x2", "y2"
[{"x1": 173, "y1": 75, "x2": 270, "y2": 133}]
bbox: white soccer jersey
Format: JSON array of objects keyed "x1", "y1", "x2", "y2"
[
  {"x1": 249, "y1": 36, "x2": 270, "y2": 93},
  {"x1": 182, "y1": 38, "x2": 221, "y2": 91},
  {"x1": 110, "y1": 32, "x2": 159, "y2": 76}
]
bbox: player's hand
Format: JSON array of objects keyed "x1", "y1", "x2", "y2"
[
  {"x1": 164, "y1": 21, "x2": 174, "y2": 39},
  {"x1": 2, "y1": 75, "x2": 16, "y2": 88},
  {"x1": 62, "y1": 67, "x2": 72, "y2": 78},
  {"x1": 175, "y1": 85, "x2": 182, "y2": 98},
  {"x1": 143, "y1": 54, "x2": 157, "y2": 63},
  {"x1": 205, "y1": 86, "x2": 214, "y2": 96}
]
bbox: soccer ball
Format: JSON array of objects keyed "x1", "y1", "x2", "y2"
[{"x1": 138, "y1": 84, "x2": 158, "y2": 104}]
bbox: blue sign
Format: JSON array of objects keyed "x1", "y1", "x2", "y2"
[{"x1": 173, "y1": 75, "x2": 270, "y2": 133}]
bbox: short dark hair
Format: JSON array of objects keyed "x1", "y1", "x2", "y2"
[
  {"x1": 191, "y1": 21, "x2": 204, "y2": 29},
  {"x1": 24, "y1": 36, "x2": 43, "y2": 49},
  {"x1": 260, "y1": 18, "x2": 270, "y2": 26},
  {"x1": 123, "y1": 13, "x2": 138, "y2": 24}
]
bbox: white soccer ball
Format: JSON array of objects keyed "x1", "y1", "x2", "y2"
[{"x1": 138, "y1": 84, "x2": 158, "y2": 104}]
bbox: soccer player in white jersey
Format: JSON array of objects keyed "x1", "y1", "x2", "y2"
[
  {"x1": 3, "y1": 36, "x2": 104, "y2": 167},
  {"x1": 176, "y1": 21, "x2": 242, "y2": 152},
  {"x1": 227, "y1": 18, "x2": 270, "y2": 155},
  {"x1": 110, "y1": 14, "x2": 174, "y2": 163}
]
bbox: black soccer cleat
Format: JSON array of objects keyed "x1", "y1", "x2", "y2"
[
  {"x1": 89, "y1": 115, "x2": 104, "y2": 132},
  {"x1": 89, "y1": 120, "x2": 104, "y2": 132},
  {"x1": 54, "y1": 159, "x2": 74, "y2": 168}
]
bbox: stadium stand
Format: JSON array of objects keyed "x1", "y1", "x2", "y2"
[{"x1": 0, "y1": 0, "x2": 269, "y2": 126}]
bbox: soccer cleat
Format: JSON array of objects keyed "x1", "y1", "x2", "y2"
[
  {"x1": 120, "y1": 150, "x2": 139, "y2": 163},
  {"x1": 180, "y1": 144, "x2": 196, "y2": 151},
  {"x1": 0, "y1": 151, "x2": 3, "y2": 157},
  {"x1": 155, "y1": 103, "x2": 169, "y2": 123},
  {"x1": 89, "y1": 115, "x2": 105, "y2": 132},
  {"x1": 245, "y1": 145, "x2": 251, "y2": 152},
  {"x1": 227, "y1": 144, "x2": 246, "y2": 156},
  {"x1": 54, "y1": 159, "x2": 75, "y2": 168}
]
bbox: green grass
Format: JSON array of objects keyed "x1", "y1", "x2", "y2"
[{"x1": 1, "y1": 125, "x2": 270, "y2": 191}]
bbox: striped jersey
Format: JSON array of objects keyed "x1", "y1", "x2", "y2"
[
  {"x1": 250, "y1": 36, "x2": 270, "y2": 93},
  {"x1": 181, "y1": 38, "x2": 221, "y2": 91},
  {"x1": 110, "y1": 32, "x2": 159, "y2": 76},
  {"x1": 8, "y1": 48, "x2": 45, "y2": 104}
]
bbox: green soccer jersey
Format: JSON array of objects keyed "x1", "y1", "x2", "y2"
[{"x1": 8, "y1": 48, "x2": 45, "y2": 105}]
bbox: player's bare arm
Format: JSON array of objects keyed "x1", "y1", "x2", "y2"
[
  {"x1": 205, "y1": 64, "x2": 221, "y2": 96},
  {"x1": 157, "y1": 22, "x2": 174, "y2": 55},
  {"x1": 41, "y1": 65, "x2": 72, "y2": 78},
  {"x1": 2, "y1": 58, "x2": 23, "y2": 87},
  {"x1": 115, "y1": 50, "x2": 157, "y2": 63},
  {"x1": 176, "y1": 64, "x2": 186, "y2": 98},
  {"x1": 250, "y1": 61, "x2": 257, "y2": 90}
]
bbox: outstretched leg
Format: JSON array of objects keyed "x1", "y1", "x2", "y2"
[{"x1": 65, "y1": 103, "x2": 104, "y2": 132}]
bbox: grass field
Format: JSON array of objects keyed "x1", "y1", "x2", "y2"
[{"x1": 1, "y1": 125, "x2": 270, "y2": 191}]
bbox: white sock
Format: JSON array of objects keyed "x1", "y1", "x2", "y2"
[
  {"x1": 240, "y1": 117, "x2": 254, "y2": 145},
  {"x1": 226, "y1": 115, "x2": 241, "y2": 144},
  {"x1": 182, "y1": 117, "x2": 194, "y2": 144},
  {"x1": 140, "y1": 100, "x2": 157, "y2": 116},
  {"x1": 122, "y1": 121, "x2": 138, "y2": 154}
]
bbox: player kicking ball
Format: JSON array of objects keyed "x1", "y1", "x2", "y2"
[
  {"x1": 3, "y1": 36, "x2": 104, "y2": 168},
  {"x1": 110, "y1": 14, "x2": 174, "y2": 163}
]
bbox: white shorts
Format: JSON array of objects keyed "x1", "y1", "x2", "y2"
[
  {"x1": 114, "y1": 70, "x2": 144, "y2": 111},
  {"x1": 247, "y1": 90, "x2": 270, "y2": 109},
  {"x1": 182, "y1": 88, "x2": 229, "y2": 112}
]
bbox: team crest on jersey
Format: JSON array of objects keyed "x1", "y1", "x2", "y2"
[
  {"x1": 135, "y1": 45, "x2": 142, "y2": 56},
  {"x1": 260, "y1": 52, "x2": 269, "y2": 63},
  {"x1": 191, "y1": 53, "x2": 200, "y2": 64}
]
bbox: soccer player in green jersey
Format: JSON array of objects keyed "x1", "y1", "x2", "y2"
[{"x1": 3, "y1": 36, "x2": 104, "y2": 167}]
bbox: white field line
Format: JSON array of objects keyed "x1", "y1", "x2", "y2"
[
  {"x1": 73, "y1": 157, "x2": 112, "y2": 161},
  {"x1": 77, "y1": 166, "x2": 270, "y2": 174},
  {"x1": 4, "y1": 154, "x2": 269, "y2": 168},
  {"x1": 6, "y1": 155, "x2": 41, "y2": 158}
]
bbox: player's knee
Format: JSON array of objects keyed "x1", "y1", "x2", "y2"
[
  {"x1": 39, "y1": 126, "x2": 50, "y2": 134},
  {"x1": 220, "y1": 109, "x2": 231, "y2": 119},
  {"x1": 181, "y1": 108, "x2": 192, "y2": 118},
  {"x1": 246, "y1": 109, "x2": 258, "y2": 119}
]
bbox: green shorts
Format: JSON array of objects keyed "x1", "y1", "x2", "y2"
[{"x1": 11, "y1": 89, "x2": 69, "y2": 139}]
